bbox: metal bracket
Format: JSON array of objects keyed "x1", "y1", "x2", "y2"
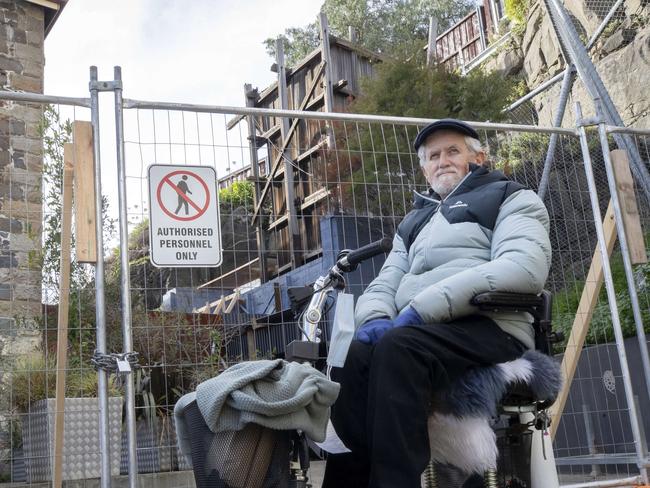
[
  {"x1": 576, "y1": 115, "x2": 603, "y2": 128},
  {"x1": 89, "y1": 80, "x2": 123, "y2": 92}
]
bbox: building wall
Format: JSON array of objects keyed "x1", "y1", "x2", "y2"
[{"x1": 0, "y1": 0, "x2": 45, "y2": 356}]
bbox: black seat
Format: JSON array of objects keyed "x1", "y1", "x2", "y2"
[{"x1": 471, "y1": 290, "x2": 562, "y2": 356}]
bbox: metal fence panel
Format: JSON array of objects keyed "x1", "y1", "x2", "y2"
[{"x1": 2, "y1": 87, "x2": 650, "y2": 487}]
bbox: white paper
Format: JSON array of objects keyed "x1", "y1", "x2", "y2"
[
  {"x1": 327, "y1": 292, "x2": 355, "y2": 368},
  {"x1": 314, "y1": 419, "x2": 351, "y2": 454}
]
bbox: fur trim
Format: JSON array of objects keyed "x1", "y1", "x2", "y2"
[
  {"x1": 428, "y1": 413, "x2": 498, "y2": 474},
  {"x1": 437, "y1": 350, "x2": 562, "y2": 418},
  {"x1": 523, "y1": 350, "x2": 563, "y2": 401},
  {"x1": 427, "y1": 350, "x2": 563, "y2": 475}
]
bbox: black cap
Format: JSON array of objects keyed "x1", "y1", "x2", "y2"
[{"x1": 413, "y1": 119, "x2": 480, "y2": 151}]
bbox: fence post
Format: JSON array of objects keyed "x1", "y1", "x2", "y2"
[
  {"x1": 596, "y1": 109, "x2": 650, "y2": 424},
  {"x1": 581, "y1": 403, "x2": 600, "y2": 477},
  {"x1": 113, "y1": 66, "x2": 139, "y2": 488},
  {"x1": 89, "y1": 65, "x2": 113, "y2": 488},
  {"x1": 574, "y1": 101, "x2": 649, "y2": 484}
]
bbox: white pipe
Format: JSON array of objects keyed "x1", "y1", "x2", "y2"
[{"x1": 523, "y1": 411, "x2": 560, "y2": 488}]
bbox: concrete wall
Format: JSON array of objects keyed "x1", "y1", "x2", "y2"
[{"x1": 0, "y1": 0, "x2": 45, "y2": 356}]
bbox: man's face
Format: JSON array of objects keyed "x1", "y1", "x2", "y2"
[{"x1": 420, "y1": 130, "x2": 485, "y2": 198}]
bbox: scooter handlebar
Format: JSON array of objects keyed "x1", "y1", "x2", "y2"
[{"x1": 338, "y1": 237, "x2": 393, "y2": 271}]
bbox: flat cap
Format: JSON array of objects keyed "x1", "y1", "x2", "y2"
[{"x1": 414, "y1": 119, "x2": 480, "y2": 151}]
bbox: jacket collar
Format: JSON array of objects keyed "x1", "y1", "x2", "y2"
[{"x1": 412, "y1": 163, "x2": 509, "y2": 208}]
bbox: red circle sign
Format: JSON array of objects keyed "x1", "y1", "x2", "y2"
[{"x1": 156, "y1": 170, "x2": 211, "y2": 221}]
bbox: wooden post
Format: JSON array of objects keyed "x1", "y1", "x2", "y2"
[
  {"x1": 251, "y1": 62, "x2": 326, "y2": 224},
  {"x1": 319, "y1": 12, "x2": 335, "y2": 114},
  {"x1": 273, "y1": 282, "x2": 282, "y2": 312},
  {"x1": 549, "y1": 202, "x2": 616, "y2": 439},
  {"x1": 348, "y1": 26, "x2": 359, "y2": 93},
  {"x1": 72, "y1": 121, "x2": 97, "y2": 263},
  {"x1": 53, "y1": 146, "x2": 74, "y2": 488},
  {"x1": 247, "y1": 330, "x2": 257, "y2": 360},
  {"x1": 275, "y1": 38, "x2": 302, "y2": 270},
  {"x1": 245, "y1": 84, "x2": 268, "y2": 281},
  {"x1": 611, "y1": 149, "x2": 647, "y2": 264},
  {"x1": 427, "y1": 17, "x2": 439, "y2": 66}
]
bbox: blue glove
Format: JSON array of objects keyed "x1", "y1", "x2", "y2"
[
  {"x1": 355, "y1": 318, "x2": 394, "y2": 345},
  {"x1": 393, "y1": 306, "x2": 424, "y2": 328}
]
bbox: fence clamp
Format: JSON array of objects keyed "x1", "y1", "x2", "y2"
[
  {"x1": 89, "y1": 80, "x2": 123, "y2": 92},
  {"x1": 576, "y1": 114, "x2": 603, "y2": 128},
  {"x1": 91, "y1": 351, "x2": 140, "y2": 375}
]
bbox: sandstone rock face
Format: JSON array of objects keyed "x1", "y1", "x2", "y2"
[
  {"x1": 495, "y1": 45, "x2": 525, "y2": 75},
  {"x1": 522, "y1": 3, "x2": 565, "y2": 87},
  {"x1": 563, "y1": 0, "x2": 603, "y2": 38},
  {"x1": 535, "y1": 29, "x2": 650, "y2": 127}
]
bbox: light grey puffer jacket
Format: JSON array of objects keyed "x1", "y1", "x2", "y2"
[{"x1": 354, "y1": 165, "x2": 552, "y2": 349}]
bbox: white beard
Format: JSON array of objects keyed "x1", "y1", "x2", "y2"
[{"x1": 430, "y1": 173, "x2": 462, "y2": 199}]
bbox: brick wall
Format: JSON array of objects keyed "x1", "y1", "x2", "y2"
[{"x1": 0, "y1": 0, "x2": 45, "y2": 356}]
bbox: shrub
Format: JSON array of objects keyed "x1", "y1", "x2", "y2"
[
  {"x1": 505, "y1": 0, "x2": 530, "y2": 35},
  {"x1": 219, "y1": 181, "x2": 254, "y2": 210},
  {"x1": 9, "y1": 353, "x2": 120, "y2": 413},
  {"x1": 553, "y1": 249, "x2": 650, "y2": 348}
]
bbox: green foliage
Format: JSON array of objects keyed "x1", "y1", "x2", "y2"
[
  {"x1": 630, "y1": 12, "x2": 650, "y2": 29},
  {"x1": 263, "y1": 24, "x2": 320, "y2": 68},
  {"x1": 354, "y1": 61, "x2": 515, "y2": 120},
  {"x1": 10, "y1": 353, "x2": 120, "y2": 413},
  {"x1": 491, "y1": 129, "x2": 604, "y2": 176},
  {"x1": 219, "y1": 181, "x2": 254, "y2": 209},
  {"x1": 505, "y1": 0, "x2": 530, "y2": 30},
  {"x1": 553, "y1": 250, "x2": 650, "y2": 348},
  {"x1": 128, "y1": 217, "x2": 150, "y2": 249},
  {"x1": 40, "y1": 106, "x2": 118, "y2": 364},
  {"x1": 40, "y1": 106, "x2": 81, "y2": 298},
  {"x1": 492, "y1": 132, "x2": 551, "y2": 174},
  {"x1": 265, "y1": 0, "x2": 475, "y2": 65},
  {"x1": 600, "y1": 19, "x2": 622, "y2": 40}
]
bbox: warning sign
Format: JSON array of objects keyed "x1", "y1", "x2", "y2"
[{"x1": 148, "y1": 164, "x2": 222, "y2": 267}]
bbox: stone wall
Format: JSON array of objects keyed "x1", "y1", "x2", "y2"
[{"x1": 0, "y1": 0, "x2": 45, "y2": 357}]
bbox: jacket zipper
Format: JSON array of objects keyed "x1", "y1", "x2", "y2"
[{"x1": 415, "y1": 169, "x2": 474, "y2": 211}]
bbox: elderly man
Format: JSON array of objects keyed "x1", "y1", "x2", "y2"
[{"x1": 323, "y1": 119, "x2": 552, "y2": 487}]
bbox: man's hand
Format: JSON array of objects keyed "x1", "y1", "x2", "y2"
[
  {"x1": 355, "y1": 318, "x2": 394, "y2": 345},
  {"x1": 393, "y1": 306, "x2": 424, "y2": 328}
]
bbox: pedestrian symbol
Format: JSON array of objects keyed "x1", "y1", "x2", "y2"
[
  {"x1": 156, "y1": 169, "x2": 211, "y2": 222},
  {"x1": 174, "y1": 175, "x2": 192, "y2": 215},
  {"x1": 148, "y1": 164, "x2": 222, "y2": 267}
]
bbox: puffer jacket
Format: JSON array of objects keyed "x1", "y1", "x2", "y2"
[{"x1": 354, "y1": 164, "x2": 552, "y2": 349}]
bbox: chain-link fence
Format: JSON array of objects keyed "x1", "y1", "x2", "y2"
[{"x1": 1, "y1": 83, "x2": 650, "y2": 487}]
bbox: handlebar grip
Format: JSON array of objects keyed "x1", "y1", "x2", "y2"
[{"x1": 345, "y1": 237, "x2": 393, "y2": 268}]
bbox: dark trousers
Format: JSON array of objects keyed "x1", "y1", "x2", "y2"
[{"x1": 322, "y1": 315, "x2": 527, "y2": 488}]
